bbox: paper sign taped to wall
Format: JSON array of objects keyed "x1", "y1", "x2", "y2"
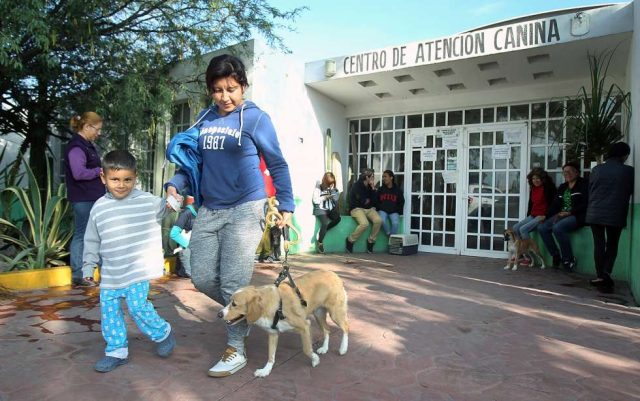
[
  {"x1": 421, "y1": 148, "x2": 437, "y2": 162},
  {"x1": 492, "y1": 145, "x2": 511, "y2": 159},
  {"x1": 503, "y1": 129, "x2": 522, "y2": 143},
  {"x1": 411, "y1": 131, "x2": 426, "y2": 147},
  {"x1": 442, "y1": 171, "x2": 457, "y2": 184}
]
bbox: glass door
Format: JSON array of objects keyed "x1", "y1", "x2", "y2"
[
  {"x1": 462, "y1": 124, "x2": 527, "y2": 257},
  {"x1": 408, "y1": 128, "x2": 460, "y2": 254}
]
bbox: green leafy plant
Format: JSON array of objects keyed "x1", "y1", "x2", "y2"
[
  {"x1": 0, "y1": 161, "x2": 72, "y2": 271},
  {"x1": 565, "y1": 49, "x2": 631, "y2": 164}
]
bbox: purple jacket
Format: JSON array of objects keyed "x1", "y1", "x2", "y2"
[{"x1": 64, "y1": 134, "x2": 105, "y2": 202}]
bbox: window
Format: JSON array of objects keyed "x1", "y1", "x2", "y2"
[{"x1": 172, "y1": 102, "x2": 192, "y2": 136}]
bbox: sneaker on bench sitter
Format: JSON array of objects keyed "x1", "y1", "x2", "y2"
[{"x1": 207, "y1": 346, "x2": 246, "y2": 377}]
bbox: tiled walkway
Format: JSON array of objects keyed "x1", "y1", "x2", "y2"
[{"x1": 1, "y1": 253, "x2": 639, "y2": 401}]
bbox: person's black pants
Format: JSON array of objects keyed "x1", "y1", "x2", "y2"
[
  {"x1": 590, "y1": 224, "x2": 623, "y2": 281},
  {"x1": 317, "y1": 213, "x2": 341, "y2": 243}
]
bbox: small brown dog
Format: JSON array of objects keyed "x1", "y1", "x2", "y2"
[
  {"x1": 504, "y1": 228, "x2": 546, "y2": 270},
  {"x1": 218, "y1": 270, "x2": 349, "y2": 377}
]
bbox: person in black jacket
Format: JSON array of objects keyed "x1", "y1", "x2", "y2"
[
  {"x1": 537, "y1": 161, "x2": 588, "y2": 271},
  {"x1": 377, "y1": 170, "x2": 405, "y2": 236},
  {"x1": 586, "y1": 142, "x2": 634, "y2": 293},
  {"x1": 346, "y1": 168, "x2": 381, "y2": 253}
]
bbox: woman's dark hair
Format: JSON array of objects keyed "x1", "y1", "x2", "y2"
[
  {"x1": 383, "y1": 170, "x2": 395, "y2": 185},
  {"x1": 526, "y1": 167, "x2": 552, "y2": 186},
  {"x1": 102, "y1": 150, "x2": 137, "y2": 173},
  {"x1": 205, "y1": 54, "x2": 249, "y2": 92},
  {"x1": 607, "y1": 141, "x2": 630, "y2": 159}
]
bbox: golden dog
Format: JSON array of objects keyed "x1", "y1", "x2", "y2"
[
  {"x1": 504, "y1": 228, "x2": 546, "y2": 270},
  {"x1": 218, "y1": 270, "x2": 349, "y2": 377}
]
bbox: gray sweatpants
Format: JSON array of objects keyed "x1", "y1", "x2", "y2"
[{"x1": 190, "y1": 198, "x2": 266, "y2": 353}]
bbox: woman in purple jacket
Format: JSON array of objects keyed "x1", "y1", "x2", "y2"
[{"x1": 65, "y1": 112, "x2": 105, "y2": 287}]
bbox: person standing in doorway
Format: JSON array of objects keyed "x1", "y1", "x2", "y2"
[
  {"x1": 312, "y1": 172, "x2": 341, "y2": 254},
  {"x1": 586, "y1": 142, "x2": 634, "y2": 293},
  {"x1": 164, "y1": 54, "x2": 294, "y2": 378},
  {"x1": 346, "y1": 168, "x2": 381, "y2": 253},
  {"x1": 65, "y1": 112, "x2": 105, "y2": 287},
  {"x1": 537, "y1": 161, "x2": 588, "y2": 272},
  {"x1": 377, "y1": 170, "x2": 404, "y2": 236}
]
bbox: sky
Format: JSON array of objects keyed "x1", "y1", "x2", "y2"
[{"x1": 267, "y1": 0, "x2": 617, "y2": 61}]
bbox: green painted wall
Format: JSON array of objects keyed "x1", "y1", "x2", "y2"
[{"x1": 629, "y1": 203, "x2": 639, "y2": 303}]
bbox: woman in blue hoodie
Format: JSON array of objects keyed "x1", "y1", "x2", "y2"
[{"x1": 164, "y1": 54, "x2": 294, "y2": 378}]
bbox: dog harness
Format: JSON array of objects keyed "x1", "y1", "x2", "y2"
[{"x1": 271, "y1": 227, "x2": 307, "y2": 329}]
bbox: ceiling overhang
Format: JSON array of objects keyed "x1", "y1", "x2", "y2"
[{"x1": 304, "y1": 3, "x2": 633, "y2": 107}]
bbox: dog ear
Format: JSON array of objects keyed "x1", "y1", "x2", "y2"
[{"x1": 245, "y1": 294, "x2": 263, "y2": 323}]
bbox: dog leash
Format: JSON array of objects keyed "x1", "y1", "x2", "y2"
[{"x1": 272, "y1": 226, "x2": 307, "y2": 329}]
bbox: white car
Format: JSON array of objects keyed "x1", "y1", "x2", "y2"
[{"x1": 468, "y1": 185, "x2": 503, "y2": 215}]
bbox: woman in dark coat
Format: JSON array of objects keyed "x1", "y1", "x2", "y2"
[{"x1": 586, "y1": 142, "x2": 634, "y2": 293}]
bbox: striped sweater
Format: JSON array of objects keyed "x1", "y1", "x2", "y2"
[{"x1": 83, "y1": 189, "x2": 169, "y2": 289}]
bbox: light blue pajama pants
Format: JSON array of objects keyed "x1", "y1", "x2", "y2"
[
  {"x1": 189, "y1": 199, "x2": 265, "y2": 354},
  {"x1": 100, "y1": 281, "x2": 171, "y2": 359}
]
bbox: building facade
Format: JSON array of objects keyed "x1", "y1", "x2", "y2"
[{"x1": 167, "y1": 2, "x2": 639, "y2": 298}]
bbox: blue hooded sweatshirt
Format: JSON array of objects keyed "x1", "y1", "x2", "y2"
[{"x1": 166, "y1": 101, "x2": 295, "y2": 212}]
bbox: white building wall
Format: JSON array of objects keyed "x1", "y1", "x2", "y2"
[{"x1": 250, "y1": 42, "x2": 346, "y2": 249}]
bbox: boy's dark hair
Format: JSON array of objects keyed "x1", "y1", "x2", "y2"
[
  {"x1": 562, "y1": 161, "x2": 580, "y2": 173},
  {"x1": 102, "y1": 150, "x2": 137, "y2": 173},
  {"x1": 205, "y1": 54, "x2": 249, "y2": 93}
]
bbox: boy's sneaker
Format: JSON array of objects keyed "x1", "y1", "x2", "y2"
[
  {"x1": 73, "y1": 277, "x2": 98, "y2": 287},
  {"x1": 366, "y1": 240, "x2": 374, "y2": 254},
  {"x1": 94, "y1": 356, "x2": 128, "y2": 373},
  {"x1": 317, "y1": 243, "x2": 325, "y2": 254},
  {"x1": 157, "y1": 330, "x2": 176, "y2": 358},
  {"x1": 207, "y1": 346, "x2": 247, "y2": 377},
  {"x1": 345, "y1": 238, "x2": 354, "y2": 253}
]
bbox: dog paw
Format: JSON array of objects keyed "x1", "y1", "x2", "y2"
[
  {"x1": 254, "y1": 366, "x2": 272, "y2": 378},
  {"x1": 540, "y1": 265, "x2": 546, "y2": 270},
  {"x1": 316, "y1": 344, "x2": 329, "y2": 354},
  {"x1": 311, "y1": 353, "x2": 320, "y2": 367}
]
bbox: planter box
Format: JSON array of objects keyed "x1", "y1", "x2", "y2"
[
  {"x1": 0, "y1": 265, "x2": 72, "y2": 291},
  {"x1": 0, "y1": 256, "x2": 177, "y2": 291}
]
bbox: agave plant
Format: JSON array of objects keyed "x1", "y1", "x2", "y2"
[
  {"x1": 565, "y1": 49, "x2": 631, "y2": 164},
  {"x1": 0, "y1": 160, "x2": 72, "y2": 271}
]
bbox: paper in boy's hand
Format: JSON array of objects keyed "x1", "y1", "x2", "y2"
[{"x1": 167, "y1": 195, "x2": 181, "y2": 211}]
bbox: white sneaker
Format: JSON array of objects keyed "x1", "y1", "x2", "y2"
[{"x1": 207, "y1": 346, "x2": 247, "y2": 377}]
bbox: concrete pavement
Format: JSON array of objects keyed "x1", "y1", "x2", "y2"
[{"x1": 1, "y1": 253, "x2": 639, "y2": 401}]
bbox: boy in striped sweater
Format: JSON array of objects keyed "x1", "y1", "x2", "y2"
[{"x1": 83, "y1": 150, "x2": 176, "y2": 373}]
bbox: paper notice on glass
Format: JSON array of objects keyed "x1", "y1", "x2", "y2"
[
  {"x1": 411, "y1": 131, "x2": 426, "y2": 148},
  {"x1": 439, "y1": 128, "x2": 459, "y2": 149},
  {"x1": 492, "y1": 144, "x2": 511, "y2": 159},
  {"x1": 503, "y1": 129, "x2": 522, "y2": 143},
  {"x1": 421, "y1": 148, "x2": 437, "y2": 162},
  {"x1": 442, "y1": 171, "x2": 457, "y2": 184}
]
